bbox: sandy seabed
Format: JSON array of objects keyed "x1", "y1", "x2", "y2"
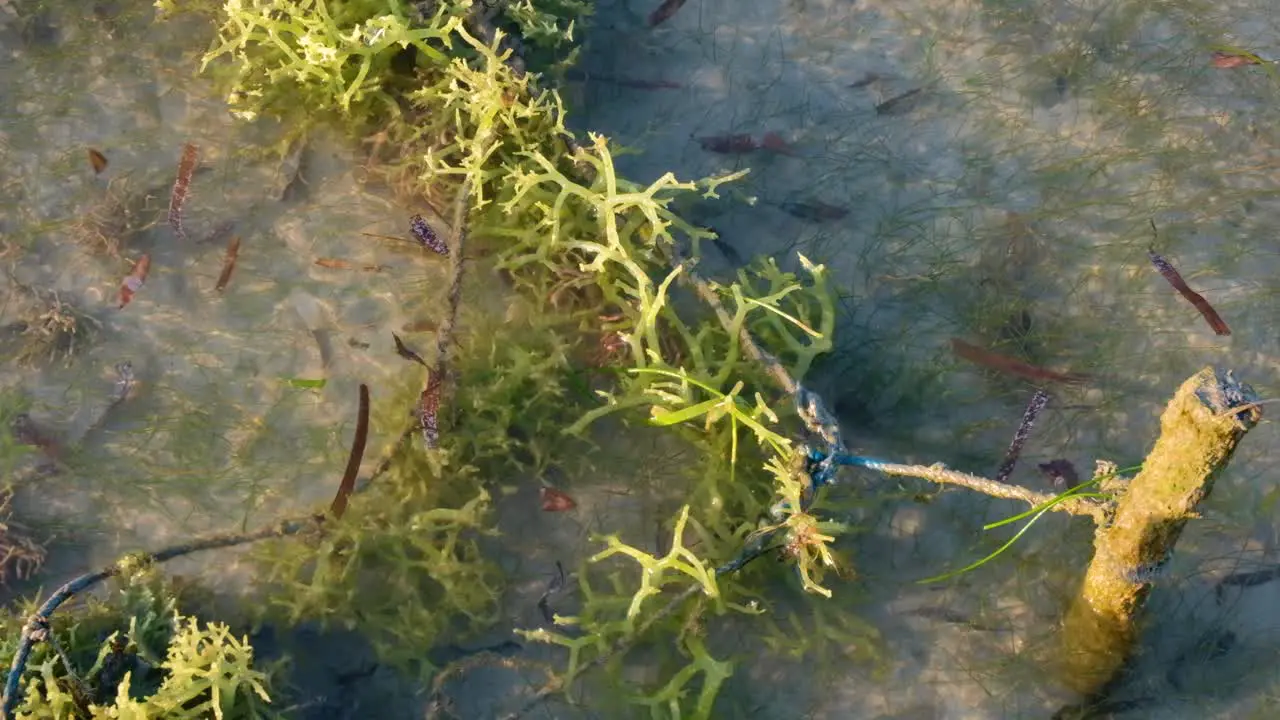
[{"x1": 3, "y1": 0, "x2": 1280, "y2": 717}]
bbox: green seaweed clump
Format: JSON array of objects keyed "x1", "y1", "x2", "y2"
[
  {"x1": 2, "y1": 566, "x2": 277, "y2": 719},
  {"x1": 176, "y1": 0, "x2": 860, "y2": 714},
  {"x1": 247, "y1": 309, "x2": 588, "y2": 676},
  {"x1": 188, "y1": 0, "x2": 590, "y2": 129},
  {"x1": 251, "y1": 474, "x2": 503, "y2": 676},
  {"x1": 197, "y1": 0, "x2": 463, "y2": 123},
  {"x1": 519, "y1": 507, "x2": 742, "y2": 720}
]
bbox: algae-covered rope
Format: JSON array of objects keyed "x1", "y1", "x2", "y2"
[{"x1": 672, "y1": 245, "x2": 1105, "y2": 518}]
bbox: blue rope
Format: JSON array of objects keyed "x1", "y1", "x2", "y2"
[
  {"x1": 794, "y1": 384, "x2": 891, "y2": 490},
  {"x1": 834, "y1": 453, "x2": 890, "y2": 471},
  {"x1": 728, "y1": 386, "x2": 894, "y2": 573},
  {"x1": 803, "y1": 446, "x2": 891, "y2": 489}
]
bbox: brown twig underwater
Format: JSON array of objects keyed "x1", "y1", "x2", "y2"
[
  {"x1": 365, "y1": 178, "x2": 473, "y2": 467},
  {"x1": 329, "y1": 384, "x2": 370, "y2": 520},
  {"x1": 417, "y1": 180, "x2": 470, "y2": 450},
  {"x1": 428, "y1": 652, "x2": 554, "y2": 720},
  {"x1": 168, "y1": 143, "x2": 199, "y2": 242},
  {"x1": 1146, "y1": 243, "x2": 1231, "y2": 336},
  {"x1": 669, "y1": 246, "x2": 798, "y2": 398},
  {"x1": 214, "y1": 236, "x2": 240, "y2": 292}
]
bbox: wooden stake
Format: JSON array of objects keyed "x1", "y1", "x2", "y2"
[{"x1": 1059, "y1": 367, "x2": 1260, "y2": 695}]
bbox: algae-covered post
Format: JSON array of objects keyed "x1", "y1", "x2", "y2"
[{"x1": 1060, "y1": 367, "x2": 1261, "y2": 697}]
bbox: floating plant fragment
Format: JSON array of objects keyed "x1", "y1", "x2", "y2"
[
  {"x1": 410, "y1": 214, "x2": 448, "y2": 256},
  {"x1": 329, "y1": 383, "x2": 370, "y2": 520},
  {"x1": 1211, "y1": 50, "x2": 1264, "y2": 68},
  {"x1": 647, "y1": 0, "x2": 689, "y2": 27},
  {"x1": 540, "y1": 486, "x2": 577, "y2": 512},
  {"x1": 215, "y1": 236, "x2": 241, "y2": 292},
  {"x1": 87, "y1": 148, "x2": 108, "y2": 175},
  {"x1": 995, "y1": 389, "x2": 1050, "y2": 483},
  {"x1": 1146, "y1": 244, "x2": 1231, "y2": 335},
  {"x1": 950, "y1": 338, "x2": 1089, "y2": 385},
  {"x1": 118, "y1": 253, "x2": 150, "y2": 309},
  {"x1": 168, "y1": 143, "x2": 199, "y2": 241},
  {"x1": 283, "y1": 378, "x2": 326, "y2": 390}
]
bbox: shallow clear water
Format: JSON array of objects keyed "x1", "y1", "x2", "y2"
[
  {"x1": 3, "y1": 0, "x2": 1280, "y2": 718},
  {"x1": 569, "y1": 0, "x2": 1280, "y2": 717},
  {"x1": 0, "y1": 5, "x2": 449, "y2": 593}
]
